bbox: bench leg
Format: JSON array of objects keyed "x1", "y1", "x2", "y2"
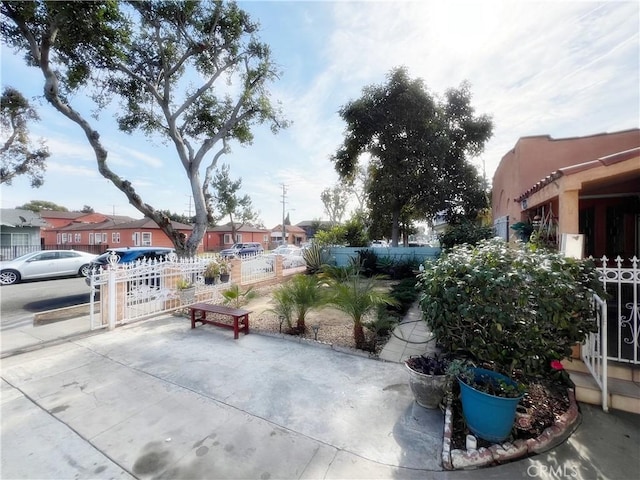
[
  {"x1": 190, "y1": 309, "x2": 196, "y2": 329},
  {"x1": 242, "y1": 314, "x2": 249, "y2": 335}
]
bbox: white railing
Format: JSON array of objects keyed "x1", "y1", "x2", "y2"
[
  {"x1": 594, "y1": 255, "x2": 639, "y2": 364},
  {"x1": 88, "y1": 255, "x2": 228, "y2": 330},
  {"x1": 583, "y1": 294, "x2": 608, "y2": 412},
  {"x1": 240, "y1": 253, "x2": 276, "y2": 285}
]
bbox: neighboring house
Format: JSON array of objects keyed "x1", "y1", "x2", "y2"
[
  {"x1": 52, "y1": 217, "x2": 198, "y2": 251},
  {"x1": 204, "y1": 224, "x2": 270, "y2": 252},
  {"x1": 0, "y1": 209, "x2": 48, "y2": 259},
  {"x1": 39, "y1": 211, "x2": 136, "y2": 247},
  {"x1": 296, "y1": 220, "x2": 332, "y2": 240},
  {"x1": 492, "y1": 129, "x2": 640, "y2": 259},
  {"x1": 271, "y1": 224, "x2": 307, "y2": 246}
]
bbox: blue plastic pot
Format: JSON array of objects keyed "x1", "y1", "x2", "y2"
[{"x1": 458, "y1": 368, "x2": 524, "y2": 443}]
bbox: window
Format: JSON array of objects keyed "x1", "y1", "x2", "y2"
[
  {"x1": 235, "y1": 234, "x2": 242, "y2": 243},
  {"x1": 133, "y1": 232, "x2": 140, "y2": 246},
  {"x1": 102, "y1": 233, "x2": 107, "y2": 243},
  {"x1": 263, "y1": 234, "x2": 269, "y2": 243},
  {"x1": 223, "y1": 233, "x2": 232, "y2": 245},
  {"x1": 61, "y1": 233, "x2": 68, "y2": 243},
  {"x1": 112, "y1": 232, "x2": 120, "y2": 244},
  {"x1": 75, "y1": 233, "x2": 81, "y2": 243},
  {"x1": 142, "y1": 232, "x2": 152, "y2": 246},
  {"x1": 1, "y1": 232, "x2": 29, "y2": 247}
]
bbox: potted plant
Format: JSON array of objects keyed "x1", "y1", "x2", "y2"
[
  {"x1": 219, "y1": 259, "x2": 231, "y2": 283},
  {"x1": 417, "y1": 239, "x2": 605, "y2": 443},
  {"x1": 176, "y1": 277, "x2": 196, "y2": 305},
  {"x1": 448, "y1": 360, "x2": 525, "y2": 442},
  {"x1": 405, "y1": 353, "x2": 451, "y2": 409},
  {"x1": 203, "y1": 261, "x2": 220, "y2": 285}
]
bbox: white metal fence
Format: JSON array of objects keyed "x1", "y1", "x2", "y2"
[
  {"x1": 583, "y1": 294, "x2": 608, "y2": 412},
  {"x1": 87, "y1": 251, "x2": 309, "y2": 329},
  {"x1": 88, "y1": 254, "x2": 227, "y2": 330},
  {"x1": 593, "y1": 256, "x2": 639, "y2": 365}
]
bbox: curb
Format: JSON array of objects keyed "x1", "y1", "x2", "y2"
[{"x1": 442, "y1": 388, "x2": 581, "y2": 470}]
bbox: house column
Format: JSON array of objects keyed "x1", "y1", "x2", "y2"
[{"x1": 558, "y1": 189, "x2": 580, "y2": 235}]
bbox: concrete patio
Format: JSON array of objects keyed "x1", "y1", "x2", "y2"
[{"x1": 1, "y1": 309, "x2": 639, "y2": 479}]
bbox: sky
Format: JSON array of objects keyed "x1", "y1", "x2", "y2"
[{"x1": 1, "y1": 0, "x2": 638, "y2": 229}]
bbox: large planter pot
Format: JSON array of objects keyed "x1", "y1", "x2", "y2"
[
  {"x1": 204, "y1": 276, "x2": 217, "y2": 285},
  {"x1": 219, "y1": 273, "x2": 230, "y2": 283},
  {"x1": 178, "y1": 286, "x2": 196, "y2": 305},
  {"x1": 458, "y1": 368, "x2": 524, "y2": 443},
  {"x1": 405, "y1": 362, "x2": 448, "y2": 409}
]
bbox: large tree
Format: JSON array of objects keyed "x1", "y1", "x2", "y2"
[
  {"x1": 320, "y1": 183, "x2": 348, "y2": 226},
  {"x1": 210, "y1": 163, "x2": 260, "y2": 240},
  {"x1": 333, "y1": 67, "x2": 492, "y2": 246},
  {"x1": 0, "y1": 86, "x2": 49, "y2": 187},
  {"x1": 1, "y1": 1, "x2": 286, "y2": 256}
]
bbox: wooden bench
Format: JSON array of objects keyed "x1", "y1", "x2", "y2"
[{"x1": 189, "y1": 303, "x2": 250, "y2": 339}]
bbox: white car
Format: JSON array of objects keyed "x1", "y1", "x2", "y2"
[
  {"x1": 370, "y1": 240, "x2": 389, "y2": 248},
  {"x1": 271, "y1": 245, "x2": 301, "y2": 255},
  {"x1": 0, "y1": 250, "x2": 98, "y2": 285}
]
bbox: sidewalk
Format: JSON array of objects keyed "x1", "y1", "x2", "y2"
[{"x1": 1, "y1": 309, "x2": 639, "y2": 479}]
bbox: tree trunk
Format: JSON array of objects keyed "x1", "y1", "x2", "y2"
[
  {"x1": 391, "y1": 209, "x2": 400, "y2": 247},
  {"x1": 354, "y1": 323, "x2": 366, "y2": 350},
  {"x1": 296, "y1": 315, "x2": 306, "y2": 332}
]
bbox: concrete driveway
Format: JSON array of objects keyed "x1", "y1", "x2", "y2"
[{"x1": 1, "y1": 315, "x2": 443, "y2": 479}]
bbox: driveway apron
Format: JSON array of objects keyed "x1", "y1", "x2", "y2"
[{"x1": 1, "y1": 315, "x2": 444, "y2": 479}]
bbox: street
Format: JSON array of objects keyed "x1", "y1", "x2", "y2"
[{"x1": 0, "y1": 277, "x2": 92, "y2": 331}]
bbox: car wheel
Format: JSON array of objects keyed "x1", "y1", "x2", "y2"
[
  {"x1": 0, "y1": 270, "x2": 20, "y2": 285},
  {"x1": 79, "y1": 264, "x2": 92, "y2": 277}
]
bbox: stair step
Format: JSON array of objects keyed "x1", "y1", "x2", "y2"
[
  {"x1": 562, "y1": 358, "x2": 640, "y2": 382},
  {"x1": 569, "y1": 371, "x2": 640, "y2": 414}
]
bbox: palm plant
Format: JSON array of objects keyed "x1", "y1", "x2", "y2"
[
  {"x1": 327, "y1": 273, "x2": 397, "y2": 350},
  {"x1": 221, "y1": 284, "x2": 257, "y2": 309},
  {"x1": 268, "y1": 287, "x2": 295, "y2": 332},
  {"x1": 278, "y1": 274, "x2": 325, "y2": 332}
]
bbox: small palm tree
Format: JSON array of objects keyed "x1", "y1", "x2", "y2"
[
  {"x1": 268, "y1": 287, "x2": 295, "y2": 332},
  {"x1": 327, "y1": 274, "x2": 397, "y2": 350},
  {"x1": 221, "y1": 284, "x2": 257, "y2": 309},
  {"x1": 279, "y1": 274, "x2": 325, "y2": 332}
]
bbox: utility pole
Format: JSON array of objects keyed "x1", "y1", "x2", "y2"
[{"x1": 281, "y1": 184, "x2": 287, "y2": 245}]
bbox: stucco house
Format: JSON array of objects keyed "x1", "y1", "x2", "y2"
[
  {"x1": 50, "y1": 217, "x2": 197, "y2": 251},
  {"x1": 271, "y1": 224, "x2": 307, "y2": 247},
  {"x1": 0, "y1": 208, "x2": 48, "y2": 259},
  {"x1": 492, "y1": 129, "x2": 640, "y2": 259},
  {"x1": 203, "y1": 224, "x2": 270, "y2": 252}
]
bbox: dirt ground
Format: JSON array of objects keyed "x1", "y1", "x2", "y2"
[{"x1": 243, "y1": 284, "x2": 365, "y2": 350}]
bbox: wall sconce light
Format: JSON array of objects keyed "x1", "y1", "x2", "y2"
[
  {"x1": 311, "y1": 324, "x2": 320, "y2": 340},
  {"x1": 279, "y1": 315, "x2": 285, "y2": 333}
]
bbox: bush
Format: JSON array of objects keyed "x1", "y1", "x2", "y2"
[
  {"x1": 417, "y1": 238, "x2": 605, "y2": 376},
  {"x1": 438, "y1": 219, "x2": 494, "y2": 250}
]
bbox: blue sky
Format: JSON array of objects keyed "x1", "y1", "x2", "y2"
[{"x1": 1, "y1": 0, "x2": 638, "y2": 229}]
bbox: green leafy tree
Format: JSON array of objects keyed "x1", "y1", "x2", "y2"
[
  {"x1": 333, "y1": 67, "x2": 492, "y2": 247},
  {"x1": 16, "y1": 200, "x2": 68, "y2": 212},
  {"x1": 0, "y1": 87, "x2": 49, "y2": 187},
  {"x1": 2, "y1": 1, "x2": 286, "y2": 257},
  {"x1": 79, "y1": 205, "x2": 94, "y2": 213},
  {"x1": 210, "y1": 163, "x2": 260, "y2": 239}
]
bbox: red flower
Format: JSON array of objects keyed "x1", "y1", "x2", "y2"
[{"x1": 550, "y1": 360, "x2": 564, "y2": 371}]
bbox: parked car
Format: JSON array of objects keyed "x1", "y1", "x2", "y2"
[
  {"x1": 89, "y1": 247, "x2": 175, "y2": 269},
  {"x1": 271, "y1": 244, "x2": 301, "y2": 255},
  {"x1": 86, "y1": 247, "x2": 175, "y2": 286},
  {"x1": 0, "y1": 250, "x2": 98, "y2": 285},
  {"x1": 219, "y1": 242, "x2": 264, "y2": 258},
  {"x1": 370, "y1": 240, "x2": 389, "y2": 248}
]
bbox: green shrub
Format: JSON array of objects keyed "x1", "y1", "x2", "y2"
[
  {"x1": 438, "y1": 219, "x2": 494, "y2": 250},
  {"x1": 417, "y1": 238, "x2": 605, "y2": 376}
]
